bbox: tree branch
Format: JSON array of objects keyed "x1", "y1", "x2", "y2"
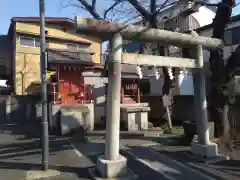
[
  {"x1": 92, "y1": 0, "x2": 97, "y2": 8},
  {"x1": 77, "y1": 0, "x2": 103, "y2": 19},
  {"x1": 127, "y1": 0, "x2": 151, "y2": 20},
  {"x1": 104, "y1": 0, "x2": 124, "y2": 19}
]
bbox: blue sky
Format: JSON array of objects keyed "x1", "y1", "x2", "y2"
[
  {"x1": 1, "y1": 0, "x2": 240, "y2": 35},
  {"x1": 0, "y1": 0, "x2": 98, "y2": 34}
]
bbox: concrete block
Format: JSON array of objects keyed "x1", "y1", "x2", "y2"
[
  {"x1": 120, "y1": 103, "x2": 149, "y2": 108},
  {"x1": 121, "y1": 106, "x2": 150, "y2": 113},
  {"x1": 121, "y1": 112, "x2": 138, "y2": 131},
  {"x1": 120, "y1": 106, "x2": 150, "y2": 131},
  {"x1": 89, "y1": 167, "x2": 138, "y2": 180},
  {"x1": 97, "y1": 155, "x2": 127, "y2": 178},
  {"x1": 183, "y1": 121, "x2": 215, "y2": 145},
  {"x1": 128, "y1": 113, "x2": 138, "y2": 131},
  {"x1": 208, "y1": 122, "x2": 215, "y2": 140},
  {"x1": 85, "y1": 103, "x2": 94, "y2": 131},
  {"x1": 191, "y1": 142, "x2": 218, "y2": 158},
  {"x1": 60, "y1": 103, "x2": 95, "y2": 135},
  {"x1": 137, "y1": 112, "x2": 148, "y2": 130},
  {"x1": 60, "y1": 109, "x2": 84, "y2": 135},
  {"x1": 95, "y1": 105, "x2": 105, "y2": 124},
  {"x1": 52, "y1": 104, "x2": 61, "y2": 129},
  {"x1": 6, "y1": 96, "x2": 11, "y2": 122},
  {"x1": 25, "y1": 169, "x2": 61, "y2": 180}
]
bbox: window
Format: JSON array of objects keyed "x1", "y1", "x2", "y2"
[
  {"x1": 19, "y1": 36, "x2": 41, "y2": 48},
  {"x1": 66, "y1": 43, "x2": 89, "y2": 51},
  {"x1": 66, "y1": 44, "x2": 78, "y2": 51},
  {"x1": 78, "y1": 44, "x2": 89, "y2": 49},
  {"x1": 19, "y1": 36, "x2": 35, "y2": 47}
]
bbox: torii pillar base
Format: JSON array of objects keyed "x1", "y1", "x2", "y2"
[
  {"x1": 89, "y1": 155, "x2": 138, "y2": 179},
  {"x1": 97, "y1": 155, "x2": 128, "y2": 178},
  {"x1": 191, "y1": 142, "x2": 218, "y2": 158}
]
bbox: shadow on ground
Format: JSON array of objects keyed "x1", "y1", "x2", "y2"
[{"x1": 0, "y1": 121, "x2": 94, "y2": 180}]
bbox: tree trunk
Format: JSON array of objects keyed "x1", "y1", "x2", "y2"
[{"x1": 208, "y1": 0, "x2": 234, "y2": 149}]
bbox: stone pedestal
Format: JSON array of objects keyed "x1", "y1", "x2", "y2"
[
  {"x1": 97, "y1": 155, "x2": 127, "y2": 178},
  {"x1": 59, "y1": 103, "x2": 94, "y2": 135},
  {"x1": 191, "y1": 142, "x2": 218, "y2": 158},
  {"x1": 120, "y1": 105, "x2": 150, "y2": 131}
]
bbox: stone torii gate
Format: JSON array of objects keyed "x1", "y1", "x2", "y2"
[{"x1": 75, "y1": 17, "x2": 223, "y2": 179}]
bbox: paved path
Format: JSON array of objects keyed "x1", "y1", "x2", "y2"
[
  {"x1": 0, "y1": 123, "x2": 94, "y2": 180},
  {"x1": 70, "y1": 133, "x2": 240, "y2": 180},
  {"x1": 1, "y1": 123, "x2": 240, "y2": 180},
  {"x1": 150, "y1": 144, "x2": 240, "y2": 180}
]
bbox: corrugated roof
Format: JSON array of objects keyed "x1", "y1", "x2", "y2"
[
  {"x1": 11, "y1": 17, "x2": 75, "y2": 26},
  {"x1": 47, "y1": 48, "x2": 95, "y2": 65}
]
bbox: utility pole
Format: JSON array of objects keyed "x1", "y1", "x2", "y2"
[{"x1": 39, "y1": 0, "x2": 49, "y2": 171}]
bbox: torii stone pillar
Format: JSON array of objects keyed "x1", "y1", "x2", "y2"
[
  {"x1": 75, "y1": 17, "x2": 224, "y2": 176},
  {"x1": 96, "y1": 33, "x2": 127, "y2": 178},
  {"x1": 191, "y1": 42, "x2": 218, "y2": 158}
]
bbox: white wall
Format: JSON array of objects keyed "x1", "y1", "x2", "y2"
[
  {"x1": 172, "y1": 20, "x2": 240, "y2": 95},
  {"x1": 178, "y1": 74, "x2": 194, "y2": 95},
  {"x1": 83, "y1": 71, "x2": 106, "y2": 123},
  {"x1": 150, "y1": 76, "x2": 164, "y2": 95},
  {"x1": 149, "y1": 73, "x2": 195, "y2": 96}
]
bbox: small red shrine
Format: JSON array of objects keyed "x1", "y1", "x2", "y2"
[
  {"x1": 121, "y1": 79, "x2": 141, "y2": 104},
  {"x1": 47, "y1": 49, "x2": 145, "y2": 105},
  {"x1": 47, "y1": 49, "x2": 99, "y2": 105}
]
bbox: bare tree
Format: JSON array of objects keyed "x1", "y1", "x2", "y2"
[
  {"x1": 208, "y1": 0, "x2": 236, "y2": 149},
  {"x1": 60, "y1": 0, "x2": 176, "y2": 22}
]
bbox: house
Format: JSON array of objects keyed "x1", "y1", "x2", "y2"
[
  {"x1": 1, "y1": 17, "x2": 112, "y2": 126},
  {"x1": 6, "y1": 17, "x2": 104, "y2": 98},
  {"x1": 173, "y1": 13, "x2": 240, "y2": 95},
  {"x1": 0, "y1": 35, "x2": 12, "y2": 94}
]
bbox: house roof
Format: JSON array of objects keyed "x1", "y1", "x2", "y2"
[
  {"x1": 11, "y1": 17, "x2": 75, "y2": 26},
  {"x1": 47, "y1": 48, "x2": 95, "y2": 66},
  {"x1": 8, "y1": 17, "x2": 75, "y2": 35}
]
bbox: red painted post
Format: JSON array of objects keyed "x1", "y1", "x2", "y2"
[
  {"x1": 121, "y1": 88, "x2": 124, "y2": 103},
  {"x1": 137, "y1": 87, "x2": 140, "y2": 103}
]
